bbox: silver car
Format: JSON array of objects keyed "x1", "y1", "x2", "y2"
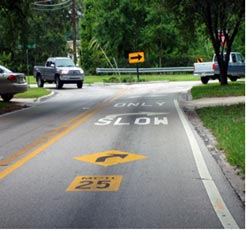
[{"x1": 0, "y1": 65, "x2": 28, "y2": 102}]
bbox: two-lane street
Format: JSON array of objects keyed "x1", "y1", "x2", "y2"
[{"x1": 0, "y1": 82, "x2": 244, "y2": 228}]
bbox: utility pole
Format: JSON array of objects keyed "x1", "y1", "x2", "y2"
[{"x1": 72, "y1": 0, "x2": 77, "y2": 64}]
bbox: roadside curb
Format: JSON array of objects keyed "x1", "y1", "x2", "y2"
[
  {"x1": 183, "y1": 90, "x2": 245, "y2": 109},
  {"x1": 12, "y1": 90, "x2": 56, "y2": 104},
  {"x1": 180, "y1": 92, "x2": 245, "y2": 204},
  {"x1": 36, "y1": 91, "x2": 56, "y2": 102}
]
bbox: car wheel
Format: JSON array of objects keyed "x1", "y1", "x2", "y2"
[
  {"x1": 37, "y1": 74, "x2": 44, "y2": 88},
  {"x1": 77, "y1": 81, "x2": 83, "y2": 89},
  {"x1": 201, "y1": 76, "x2": 209, "y2": 84},
  {"x1": 1, "y1": 94, "x2": 13, "y2": 102},
  {"x1": 229, "y1": 76, "x2": 238, "y2": 82},
  {"x1": 55, "y1": 75, "x2": 63, "y2": 89}
]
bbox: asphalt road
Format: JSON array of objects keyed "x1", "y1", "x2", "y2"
[{"x1": 0, "y1": 82, "x2": 244, "y2": 228}]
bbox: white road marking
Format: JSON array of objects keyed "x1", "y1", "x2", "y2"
[
  {"x1": 105, "y1": 112, "x2": 168, "y2": 119},
  {"x1": 114, "y1": 101, "x2": 166, "y2": 108},
  {"x1": 174, "y1": 99, "x2": 239, "y2": 229},
  {"x1": 128, "y1": 94, "x2": 165, "y2": 98},
  {"x1": 94, "y1": 112, "x2": 169, "y2": 126}
]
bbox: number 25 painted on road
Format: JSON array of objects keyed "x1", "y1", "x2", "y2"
[{"x1": 66, "y1": 175, "x2": 123, "y2": 192}]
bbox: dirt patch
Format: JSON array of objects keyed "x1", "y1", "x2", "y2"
[{"x1": 0, "y1": 103, "x2": 29, "y2": 115}]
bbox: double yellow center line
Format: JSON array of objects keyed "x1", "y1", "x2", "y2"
[{"x1": 0, "y1": 88, "x2": 128, "y2": 180}]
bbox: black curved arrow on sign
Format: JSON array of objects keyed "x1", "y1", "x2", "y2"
[{"x1": 96, "y1": 154, "x2": 128, "y2": 162}]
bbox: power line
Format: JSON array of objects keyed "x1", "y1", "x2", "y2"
[{"x1": 32, "y1": 0, "x2": 72, "y2": 11}]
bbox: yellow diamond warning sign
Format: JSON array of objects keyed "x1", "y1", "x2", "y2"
[{"x1": 74, "y1": 150, "x2": 147, "y2": 167}]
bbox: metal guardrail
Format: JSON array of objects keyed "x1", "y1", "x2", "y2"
[{"x1": 96, "y1": 67, "x2": 193, "y2": 74}]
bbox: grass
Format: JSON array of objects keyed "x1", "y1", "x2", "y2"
[
  {"x1": 26, "y1": 76, "x2": 36, "y2": 84},
  {"x1": 191, "y1": 81, "x2": 245, "y2": 174},
  {"x1": 85, "y1": 74, "x2": 198, "y2": 84},
  {"x1": 191, "y1": 82, "x2": 245, "y2": 99},
  {"x1": 196, "y1": 104, "x2": 245, "y2": 174},
  {"x1": 0, "y1": 88, "x2": 51, "y2": 114},
  {"x1": 27, "y1": 74, "x2": 198, "y2": 85},
  {"x1": 14, "y1": 87, "x2": 51, "y2": 99}
]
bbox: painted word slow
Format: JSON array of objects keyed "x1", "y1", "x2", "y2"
[{"x1": 94, "y1": 112, "x2": 168, "y2": 126}]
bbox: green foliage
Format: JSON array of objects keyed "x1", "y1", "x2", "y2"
[
  {"x1": 0, "y1": 0, "x2": 244, "y2": 77},
  {"x1": 0, "y1": 52, "x2": 12, "y2": 66},
  {"x1": 165, "y1": 0, "x2": 245, "y2": 85},
  {"x1": 0, "y1": 0, "x2": 33, "y2": 70},
  {"x1": 0, "y1": 0, "x2": 72, "y2": 73},
  {"x1": 103, "y1": 76, "x2": 120, "y2": 83},
  {"x1": 85, "y1": 74, "x2": 198, "y2": 84}
]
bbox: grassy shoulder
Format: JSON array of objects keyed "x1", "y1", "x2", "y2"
[
  {"x1": 14, "y1": 87, "x2": 51, "y2": 99},
  {"x1": 28, "y1": 74, "x2": 199, "y2": 85},
  {"x1": 191, "y1": 82, "x2": 245, "y2": 175},
  {"x1": 0, "y1": 88, "x2": 51, "y2": 115},
  {"x1": 196, "y1": 104, "x2": 245, "y2": 174},
  {"x1": 191, "y1": 82, "x2": 245, "y2": 99},
  {"x1": 85, "y1": 74, "x2": 199, "y2": 84}
]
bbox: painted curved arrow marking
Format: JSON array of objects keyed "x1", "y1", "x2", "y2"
[{"x1": 96, "y1": 154, "x2": 128, "y2": 162}]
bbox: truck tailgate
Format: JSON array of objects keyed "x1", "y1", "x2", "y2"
[{"x1": 194, "y1": 62, "x2": 215, "y2": 76}]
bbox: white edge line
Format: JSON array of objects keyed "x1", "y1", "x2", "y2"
[{"x1": 174, "y1": 99, "x2": 239, "y2": 229}]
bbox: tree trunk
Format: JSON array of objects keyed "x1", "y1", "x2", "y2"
[{"x1": 218, "y1": 61, "x2": 228, "y2": 85}]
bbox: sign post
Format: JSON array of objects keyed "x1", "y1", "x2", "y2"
[{"x1": 128, "y1": 52, "x2": 145, "y2": 81}]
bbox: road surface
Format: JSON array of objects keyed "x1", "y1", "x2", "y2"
[{"x1": 0, "y1": 82, "x2": 244, "y2": 228}]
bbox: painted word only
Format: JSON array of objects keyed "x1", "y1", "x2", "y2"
[
  {"x1": 114, "y1": 101, "x2": 166, "y2": 108},
  {"x1": 94, "y1": 112, "x2": 168, "y2": 126}
]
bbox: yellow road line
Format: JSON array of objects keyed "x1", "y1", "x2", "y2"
[
  {"x1": 0, "y1": 88, "x2": 128, "y2": 180},
  {"x1": 0, "y1": 118, "x2": 82, "y2": 166}
]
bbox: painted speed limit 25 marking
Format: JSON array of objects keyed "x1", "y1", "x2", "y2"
[
  {"x1": 67, "y1": 175, "x2": 123, "y2": 192},
  {"x1": 67, "y1": 150, "x2": 146, "y2": 192}
]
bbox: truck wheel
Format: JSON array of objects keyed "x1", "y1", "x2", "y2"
[
  {"x1": 37, "y1": 75, "x2": 44, "y2": 88},
  {"x1": 201, "y1": 76, "x2": 209, "y2": 84},
  {"x1": 77, "y1": 81, "x2": 83, "y2": 89},
  {"x1": 1, "y1": 94, "x2": 13, "y2": 102},
  {"x1": 55, "y1": 76, "x2": 63, "y2": 89},
  {"x1": 229, "y1": 76, "x2": 238, "y2": 82}
]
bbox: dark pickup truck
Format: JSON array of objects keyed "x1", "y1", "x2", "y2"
[{"x1": 33, "y1": 57, "x2": 85, "y2": 89}]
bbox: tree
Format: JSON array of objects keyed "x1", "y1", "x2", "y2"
[
  {"x1": 141, "y1": 1, "x2": 177, "y2": 67},
  {"x1": 80, "y1": 0, "x2": 109, "y2": 73},
  {"x1": 80, "y1": 0, "x2": 207, "y2": 72},
  {"x1": 0, "y1": 0, "x2": 76, "y2": 72},
  {"x1": 80, "y1": 0, "x2": 151, "y2": 70},
  {"x1": 30, "y1": 9, "x2": 70, "y2": 65},
  {"x1": 0, "y1": 0, "x2": 33, "y2": 70},
  {"x1": 166, "y1": 0, "x2": 245, "y2": 85}
]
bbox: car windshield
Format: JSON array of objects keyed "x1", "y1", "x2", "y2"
[
  {"x1": 0, "y1": 65, "x2": 12, "y2": 73},
  {"x1": 55, "y1": 58, "x2": 75, "y2": 67}
]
